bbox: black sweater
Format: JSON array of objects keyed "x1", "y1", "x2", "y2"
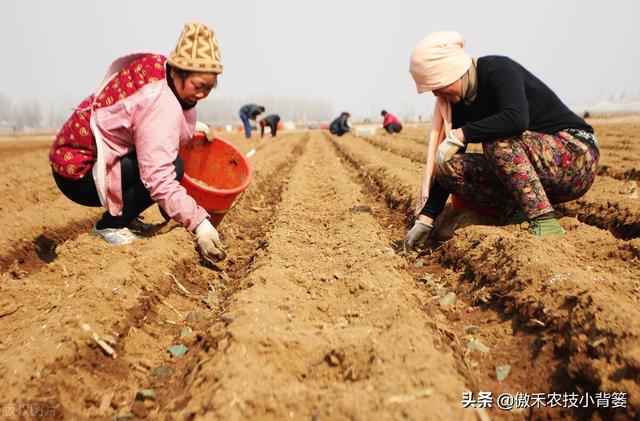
[
  {"x1": 329, "y1": 115, "x2": 350, "y2": 135},
  {"x1": 421, "y1": 55, "x2": 593, "y2": 219},
  {"x1": 261, "y1": 114, "x2": 280, "y2": 127}
]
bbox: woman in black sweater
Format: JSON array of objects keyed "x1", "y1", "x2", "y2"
[
  {"x1": 329, "y1": 112, "x2": 351, "y2": 136},
  {"x1": 404, "y1": 31, "x2": 599, "y2": 248}
]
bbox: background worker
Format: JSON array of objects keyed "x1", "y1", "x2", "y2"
[
  {"x1": 404, "y1": 31, "x2": 598, "y2": 248},
  {"x1": 259, "y1": 114, "x2": 281, "y2": 138},
  {"x1": 48, "y1": 21, "x2": 227, "y2": 262},
  {"x1": 329, "y1": 112, "x2": 351, "y2": 136},
  {"x1": 239, "y1": 103, "x2": 265, "y2": 139},
  {"x1": 381, "y1": 110, "x2": 403, "y2": 134}
]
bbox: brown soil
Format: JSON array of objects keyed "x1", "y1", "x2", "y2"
[{"x1": 0, "y1": 119, "x2": 638, "y2": 420}]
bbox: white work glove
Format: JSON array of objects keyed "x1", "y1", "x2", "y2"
[
  {"x1": 195, "y1": 121, "x2": 215, "y2": 142},
  {"x1": 194, "y1": 219, "x2": 227, "y2": 261},
  {"x1": 403, "y1": 221, "x2": 433, "y2": 250},
  {"x1": 435, "y1": 130, "x2": 465, "y2": 174}
]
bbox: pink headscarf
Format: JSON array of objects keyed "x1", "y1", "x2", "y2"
[{"x1": 409, "y1": 31, "x2": 472, "y2": 215}]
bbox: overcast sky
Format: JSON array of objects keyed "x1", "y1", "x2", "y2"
[{"x1": 1, "y1": 0, "x2": 638, "y2": 121}]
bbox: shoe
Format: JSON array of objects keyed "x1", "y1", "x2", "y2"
[
  {"x1": 128, "y1": 218, "x2": 153, "y2": 234},
  {"x1": 529, "y1": 218, "x2": 565, "y2": 238},
  {"x1": 505, "y1": 209, "x2": 527, "y2": 225},
  {"x1": 91, "y1": 224, "x2": 138, "y2": 245}
]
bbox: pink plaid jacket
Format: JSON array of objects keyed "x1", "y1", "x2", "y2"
[{"x1": 51, "y1": 53, "x2": 209, "y2": 232}]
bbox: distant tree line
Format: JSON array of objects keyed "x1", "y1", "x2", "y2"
[
  {"x1": 0, "y1": 94, "x2": 48, "y2": 132},
  {"x1": 196, "y1": 95, "x2": 335, "y2": 126},
  {"x1": 0, "y1": 93, "x2": 337, "y2": 132}
]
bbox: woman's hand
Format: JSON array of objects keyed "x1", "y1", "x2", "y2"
[
  {"x1": 417, "y1": 214, "x2": 434, "y2": 224},
  {"x1": 436, "y1": 130, "x2": 465, "y2": 174},
  {"x1": 452, "y1": 128, "x2": 465, "y2": 142},
  {"x1": 403, "y1": 219, "x2": 434, "y2": 250},
  {"x1": 195, "y1": 219, "x2": 227, "y2": 261},
  {"x1": 195, "y1": 121, "x2": 215, "y2": 142}
]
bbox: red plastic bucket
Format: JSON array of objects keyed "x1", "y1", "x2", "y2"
[
  {"x1": 450, "y1": 194, "x2": 500, "y2": 217},
  {"x1": 179, "y1": 132, "x2": 252, "y2": 227}
]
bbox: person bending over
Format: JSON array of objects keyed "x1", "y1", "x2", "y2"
[{"x1": 259, "y1": 114, "x2": 281, "y2": 138}]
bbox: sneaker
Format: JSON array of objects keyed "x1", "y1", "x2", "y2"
[
  {"x1": 128, "y1": 218, "x2": 153, "y2": 234},
  {"x1": 91, "y1": 224, "x2": 138, "y2": 245},
  {"x1": 529, "y1": 218, "x2": 565, "y2": 238}
]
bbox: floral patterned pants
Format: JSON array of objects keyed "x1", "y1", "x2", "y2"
[{"x1": 436, "y1": 129, "x2": 600, "y2": 220}]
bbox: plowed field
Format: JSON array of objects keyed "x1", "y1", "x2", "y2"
[{"x1": 0, "y1": 119, "x2": 638, "y2": 420}]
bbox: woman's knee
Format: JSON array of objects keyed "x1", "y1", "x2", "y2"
[{"x1": 483, "y1": 136, "x2": 517, "y2": 159}]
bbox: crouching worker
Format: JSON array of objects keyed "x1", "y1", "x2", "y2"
[
  {"x1": 329, "y1": 112, "x2": 351, "y2": 136},
  {"x1": 381, "y1": 110, "x2": 403, "y2": 134},
  {"x1": 404, "y1": 31, "x2": 598, "y2": 249},
  {"x1": 48, "y1": 21, "x2": 227, "y2": 262}
]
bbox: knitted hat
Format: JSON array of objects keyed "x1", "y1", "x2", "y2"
[
  {"x1": 168, "y1": 21, "x2": 223, "y2": 74},
  {"x1": 409, "y1": 31, "x2": 471, "y2": 93}
]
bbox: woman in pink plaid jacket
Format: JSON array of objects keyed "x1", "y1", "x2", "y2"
[{"x1": 49, "y1": 21, "x2": 227, "y2": 262}]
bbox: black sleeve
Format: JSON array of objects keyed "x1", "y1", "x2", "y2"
[
  {"x1": 419, "y1": 179, "x2": 450, "y2": 219},
  {"x1": 339, "y1": 117, "x2": 350, "y2": 131},
  {"x1": 461, "y1": 61, "x2": 529, "y2": 142}
]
